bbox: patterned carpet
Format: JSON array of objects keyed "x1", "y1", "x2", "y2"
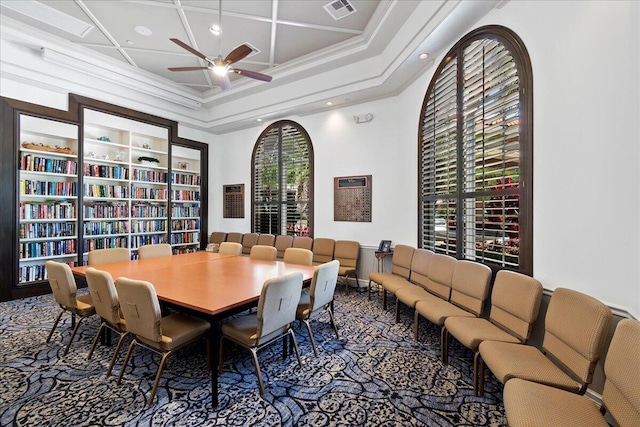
[{"x1": 0, "y1": 286, "x2": 506, "y2": 426}]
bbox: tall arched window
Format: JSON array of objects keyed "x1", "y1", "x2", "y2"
[
  {"x1": 419, "y1": 25, "x2": 533, "y2": 274},
  {"x1": 252, "y1": 120, "x2": 314, "y2": 236}
]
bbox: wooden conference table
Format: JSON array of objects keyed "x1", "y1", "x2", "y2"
[{"x1": 72, "y1": 251, "x2": 316, "y2": 406}]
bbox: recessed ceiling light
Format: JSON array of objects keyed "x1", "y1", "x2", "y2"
[
  {"x1": 126, "y1": 40, "x2": 134, "y2": 45},
  {"x1": 326, "y1": 101, "x2": 333, "y2": 106},
  {"x1": 419, "y1": 53, "x2": 429, "y2": 60},
  {"x1": 209, "y1": 25, "x2": 222, "y2": 36},
  {"x1": 256, "y1": 118, "x2": 262, "y2": 122},
  {"x1": 134, "y1": 26, "x2": 152, "y2": 36}
]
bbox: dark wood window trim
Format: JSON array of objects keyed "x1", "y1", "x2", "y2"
[
  {"x1": 418, "y1": 25, "x2": 533, "y2": 275},
  {"x1": 251, "y1": 120, "x2": 314, "y2": 237}
]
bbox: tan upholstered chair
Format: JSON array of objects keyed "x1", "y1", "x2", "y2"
[
  {"x1": 219, "y1": 272, "x2": 304, "y2": 396},
  {"x1": 311, "y1": 238, "x2": 335, "y2": 265},
  {"x1": 249, "y1": 245, "x2": 277, "y2": 261},
  {"x1": 274, "y1": 235, "x2": 294, "y2": 259},
  {"x1": 241, "y1": 233, "x2": 259, "y2": 255},
  {"x1": 209, "y1": 232, "x2": 227, "y2": 244},
  {"x1": 87, "y1": 247, "x2": 129, "y2": 265},
  {"x1": 503, "y1": 319, "x2": 640, "y2": 427},
  {"x1": 296, "y1": 260, "x2": 340, "y2": 356},
  {"x1": 257, "y1": 233, "x2": 275, "y2": 247},
  {"x1": 137, "y1": 243, "x2": 172, "y2": 260},
  {"x1": 368, "y1": 244, "x2": 415, "y2": 306},
  {"x1": 479, "y1": 287, "x2": 612, "y2": 396},
  {"x1": 283, "y1": 248, "x2": 313, "y2": 265},
  {"x1": 219, "y1": 242, "x2": 243, "y2": 255},
  {"x1": 226, "y1": 232, "x2": 243, "y2": 243},
  {"x1": 44, "y1": 261, "x2": 96, "y2": 355},
  {"x1": 292, "y1": 236, "x2": 313, "y2": 251},
  {"x1": 412, "y1": 260, "x2": 492, "y2": 362},
  {"x1": 115, "y1": 277, "x2": 210, "y2": 406},
  {"x1": 334, "y1": 240, "x2": 360, "y2": 293},
  {"x1": 394, "y1": 251, "x2": 453, "y2": 320},
  {"x1": 85, "y1": 267, "x2": 129, "y2": 376},
  {"x1": 444, "y1": 270, "x2": 543, "y2": 396}
]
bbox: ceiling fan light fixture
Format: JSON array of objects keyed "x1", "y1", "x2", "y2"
[
  {"x1": 213, "y1": 64, "x2": 228, "y2": 76},
  {"x1": 209, "y1": 25, "x2": 222, "y2": 36}
]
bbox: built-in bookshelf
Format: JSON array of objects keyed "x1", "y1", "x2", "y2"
[
  {"x1": 18, "y1": 115, "x2": 79, "y2": 285},
  {"x1": 170, "y1": 145, "x2": 201, "y2": 254}
]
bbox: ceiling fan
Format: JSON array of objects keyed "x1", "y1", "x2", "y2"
[{"x1": 168, "y1": 0, "x2": 272, "y2": 90}]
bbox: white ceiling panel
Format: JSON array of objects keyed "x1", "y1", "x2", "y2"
[{"x1": 275, "y1": 24, "x2": 354, "y2": 64}]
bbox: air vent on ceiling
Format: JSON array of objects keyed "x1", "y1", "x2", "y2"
[
  {"x1": 243, "y1": 42, "x2": 261, "y2": 58},
  {"x1": 324, "y1": 0, "x2": 357, "y2": 21}
]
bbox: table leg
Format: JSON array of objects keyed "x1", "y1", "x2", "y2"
[{"x1": 209, "y1": 319, "x2": 219, "y2": 407}]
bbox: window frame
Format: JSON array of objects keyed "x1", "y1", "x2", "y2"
[
  {"x1": 251, "y1": 120, "x2": 314, "y2": 237},
  {"x1": 418, "y1": 25, "x2": 533, "y2": 275}
]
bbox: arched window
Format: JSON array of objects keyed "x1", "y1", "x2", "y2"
[
  {"x1": 419, "y1": 25, "x2": 533, "y2": 274},
  {"x1": 252, "y1": 120, "x2": 314, "y2": 236}
]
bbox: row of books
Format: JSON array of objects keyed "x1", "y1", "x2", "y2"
[
  {"x1": 131, "y1": 234, "x2": 166, "y2": 249},
  {"x1": 21, "y1": 154, "x2": 77, "y2": 175},
  {"x1": 174, "y1": 247, "x2": 197, "y2": 255},
  {"x1": 84, "y1": 202, "x2": 128, "y2": 219},
  {"x1": 83, "y1": 183, "x2": 129, "y2": 198},
  {"x1": 21, "y1": 180, "x2": 77, "y2": 197},
  {"x1": 84, "y1": 237, "x2": 128, "y2": 251},
  {"x1": 172, "y1": 190, "x2": 200, "y2": 201},
  {"x1": 171, "y1": 232, "x2": 199, "y2": 244},
  {"x1": 132, "y1": 203, "x2": 167, "y2": 218},
  {"x1": 131, "y1": 219, "x2": 166, "y2": 233},
  {"x1": 19, "y1": 261, "x2": 75, "y2": 284},
  {"x1": 132, "y1": 169, "x2": 167, "y2": 183},
  {"x1": 20, "y1": 201, "x2": 75, "y2": 220},
  {"x1": 131, "y1": 187, "x2": 168, "y2": 200},
  {"x1": 83, "y1": 221, "x2": 129, "y2": 235},
  {"x1": 84, "y1": 163, "x2": 129, "y2": 180},
  {"x1": 19, "y1": 222, "x2": 76, "y2": 239},
  {"x1": 171, "y1": 219, "x2": 200, "y2": 231},
  {"x1": 172, "y1": 173, "x2": 201, "y2": 186},
  {"x1": 172, "y1": 205, "x2": 200, "y2": 218},
  {"x1": 19, "y1": 239, "x2": 76, "y2": 259}
]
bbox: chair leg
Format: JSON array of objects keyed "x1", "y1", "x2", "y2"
[
  {"x1": 288, "y1": 329, "x2": 303, "y2": 368},
  {"x1": 382, "y1": 289, "x2": 388, "y2": 310},
  {"x1": 218, "y1": 336, "x2": 226, "y2": 374},
  {"x1": 63, "y1": 315, "x2": 89, "y2": 356},
  {"x1": 117, "y1": 339, "x2": 137, "y2": 385},
  {"x1": 473, "y1": 351, "x2": 486, "y2": 397},
  {"x1": 328, "y1": 307, "x2": 339, "y2": 339},
  {"x1": 303, "y1": 319, "x2": 318, "y2": 357},
  {"x1": 87, "y1": 322, "x2": 107, "y2": 360},
  {"x1": 440, "y1": 326, "x2": 449, "y2": 364},
  {"x1": 46, "y1": 309, "x2": 65, "y2": 343},
  {"x1": 367, "y1": 280, "x2": 372, "y2": 300},
  {"x1": 148, "y1": 351, "x2": 171, "y2": 406},
  {"x1": 249, "y1": 348, "x2": 265, "y2": 396},
  {"x1": 414, "y1": 310, "x2": 420, "y2": 341},
  {"x1": 394, "y1": 299, "x2": 401, "y2": 323},
  {"x1": 106, "y1": 332, "x2": 129, "y2": 377}
]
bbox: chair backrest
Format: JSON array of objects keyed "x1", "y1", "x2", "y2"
[
  {"x1": 292, "y1": 236, "x2": 313, "y2": 250},
  {"x1": 137, "y1": 243, "x2": 172, "y2": 260},
  {"x1": 542, "y1": 287, "x2": 612, "y2": 385},
  {"x1": 250, "y1": 245, "x2": 277, "y2": 261},
  {"x1": 85, "y1": 267, "x2": 120, "y2": 326},
  {"x1": 256, "y1": 272, "x2": 304, "y2": 342},
  {"x1": 283, "y1": 248, "x2": 313, "y2": 265},
  {"x1": 274, "y1": 235, "x2": 294, "y2": 258},
  {"x1": 408, "y1": 248, "x2": 434, "y2": 289},
  {"x1": 87, "y1": 247, "x2": 129, "y2": 265},
  {"x1": 241, "y1": 233, "x2": 260, "y2": 255},
  {"x1": 219, "y1": 242, "x2": 243, "y2": 255},
  {"x1": 115, "y1": 277, "x2": 162, "y2": 343},
  {"x1": 257, "y1": 234, "x2": 275, "y2": 246},
  {"x1": 309, "y1": 260, "x2": 340, "y2": 312},
  {"x1": 45, "y1": 261, "x2": 78, "y2": 309},
  {"x1": 424, "y1": 253, "x2": 456, "y2": 300},
  {"x1": 226, "y1": 232, "x2": 243, "y2": 243},
  {"x1": 209, "y1": 232, "x2": 227, "y2": 244},
  {"x1": 312, "y1": 238, "x2": 335, "y2": 264},
  {"x1": 602, "y1": 319, "x2": 640, "y2": 426},
  {"x1": 449, "y1": 260, "x2": 492, "y2": 316},
  {"x1": 391, "y1": 244, "x2": 415, "y2": 279},
  {"x1": 334, "y1": 240, "x2": 359, "y2": 270},
  {"x1": 489, "y1": 270, "x2": 543, "y2": 343}
]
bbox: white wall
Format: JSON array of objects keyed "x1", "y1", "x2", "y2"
[{"x1": 211, "y1": 1, "x2": 640, "y2": 317}]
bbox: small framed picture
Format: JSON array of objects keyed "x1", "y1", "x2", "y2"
[{"x1": 178, "y1": 161, "x2": 189, "y2": 170}]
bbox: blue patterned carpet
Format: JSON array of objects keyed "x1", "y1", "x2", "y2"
[{"x1": 0, "y1": 287, "x2": 506, "y2": 426}]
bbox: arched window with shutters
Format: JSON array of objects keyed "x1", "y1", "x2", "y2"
[
  {"x1": 419, "y1": 25, "x2": 533, "y2": 275},
  {"x1": 252, "y1": 120, "x2": 314, "y2": 236}
]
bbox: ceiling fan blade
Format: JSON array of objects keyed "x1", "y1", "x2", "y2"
[
  {"x1": 208, "y1": 69, "x2": 232, "y2": 90},
  {"x1": 224, "y1": 44, "x2": 253, "y2": 65},
  {"x1": 170, "y1": 38, "x2": 208, "y2": 61},
  {"x1": 232, "y1": 68, "x2": 273, "y2": 82},
  {"x1": 168, "y1": 66, "x2": 209, "y2": 71}
]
